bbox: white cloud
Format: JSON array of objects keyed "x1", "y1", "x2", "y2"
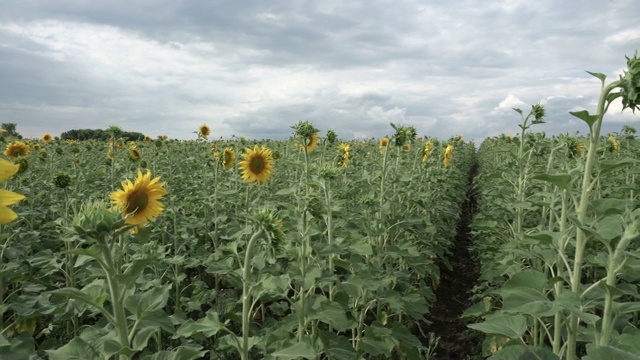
[{"x1": 494, "y1": 95, "x2": 527, "y2": 111}]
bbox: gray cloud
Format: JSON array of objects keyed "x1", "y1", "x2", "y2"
[{"x1": 0, "y1": 0, "x2": 639, "y2": 142}]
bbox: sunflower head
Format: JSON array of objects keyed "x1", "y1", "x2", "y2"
[
  {"x1": 4, "y1": 141, "x2": 29, "y2": 159},
  {"x1": 110, "y1": 170, "x2": 169, "y2": 225},
  {"x1": 291, "y1": 121, "x2": 319, "y2": 139},
  {"x1": 443, "y1": 144, "x2": 453, "y2": 168},
  {"x1": 305, "y1": 133, "x2": 319, "y2": 152},
  {"x1": 199, "y1": 124, "x2": 211, "y2": 140},
  {"x1": 608, "y1": 134, "x2": 619, "y2": 155},
  {"x1": 73, "y1": 200, "x2": 124, "y2": 238},
  {"x1": 144, "y1": 136, "x2": 152, "y2": 142},
  {"x1": 239, "y1": 145, "x2": 275, "y2": 184},
  {"x1": 129, "y1": 148, "x2": 142, "y2": 161},
  {"x1": 222, "y1": 147, "x2": 236, "y2": 170},
  {"x1": 380, "y1": 137, "x2": 389, "y2": 148},
  {"x1": 42, "y1": 133, "x2": 52, "y2": 143},
  {"x1": 325, "y1": 129, "x2": 338, "y2": 144},
  {"x1": 32, "y1": 144, "x2": 41, "y2": 151},
  {"x1": 403, "y1": 143, "x2": 411, "y2": 151}
]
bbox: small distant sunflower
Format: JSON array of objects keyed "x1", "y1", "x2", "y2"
[
  {"x1": 199, "y1": 124, "x2": 211, "y2": 140},
  {"x1": 306, "y1": 133, "x2": 319, "y2": 152},
  {"x1": 117, "y1": 141, "x2": 125, "y2": 149},
  {"x1": 239, "y1": 145, "x2": 275, "y2": 184},
  {"x1": 4, "y1": 141, "x2": 29, "y2": 159},
  {"x1": 380, "y1": 137, "x2": 390, "y2": 148},
  {"x1": 222, "y1": 147, "x2": 236, "y2": 170},
  {"x1": 144, "y1": 136, "x2": 152, "y2": 142},
  {"x1": 422, "y1": 140, "x2": 433, "y2": 162},
  {"x1": 403, "y1": 143, "x2": 411, "y2": 151},
  {"x1": 162, "y1": 135, "x2": 168, "y2": 141},
  {"x1": 443, "y1": 144, "x2": 453, "y2": 168},
  {"x1": 110, "y1": 170, "x2": 168, "y2": 225},
  {"x1": 42, "y1": 133, "x2": 52, "y2": 143},
  {"x1": 338, "y1": 143, "x2": 350, "y2": 168},
  {"x1": 129, "y1": 148, "x2": 142, "y2": 161},
  {"x1": 608, "y1": 134, "x2": 619, "y2": 155},
  {"x1": 32, "y1": 144, "x2": 41, "y2": 151}
]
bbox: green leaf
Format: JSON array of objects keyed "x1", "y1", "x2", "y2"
[
  {"x1": 596, "y1": 216, "x2": 624, "y2": 240},
  {"x1": 275, "y1": 188, "x2": 296, "y2": 196},
  {"x1": 569, "y1": 110, "x2": 600, "y2": 128},
  {"x1": 584, "y1": 345, "x2": 640, "y2": 360},
  {"x1": 141, "y1": 346, "x2": 207, "y2": 360},
  {"x1": 468, "y1": 314, "x2": 527, "y2": 338},
  {"x1": 503, "y1": 269, "x2": 548, "y2": 291},
  {"x1": 532, "y1": 173, "x2": 572, "y2": 190},
  {"x1": 47, "y1": 337, "x2": 101, "y2": 360},
  {"x1": 587, "y1": 71, "x2": 607, "y2": 85},
  {"x1": 124, "y1": 285, "x2": 170, "y2": 318},
  {"x1": 175, "y1": 310, "x2": 227, "y2": 338},
  {"x1": 600, "y1": 158, "x2": 639, "y2": 176},
  {"x1": 310, "y1": 299, "x2": 356, "y2": 331},
  {"x1": 318, "y1": 331, "x2": 358, "y2": 360},
  {"x1": 271, "y1": 341, "x2": 318, "y2": 359},
  {"x1": 348, "y1": 240, "x2": 373, "y2": 256},
  {"x1": 488, "y1": 344, "x2": 560, "y2": 360}
]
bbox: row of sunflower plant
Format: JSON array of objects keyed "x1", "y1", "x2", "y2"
[
  {"x1": 465, "y1": 53, "x2": 640, "y2": 359},
  {"x1": 0, "y1": 121, "x2": 475, "y2": 359}
]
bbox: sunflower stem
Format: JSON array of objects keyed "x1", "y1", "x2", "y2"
[{"x1": 241, "y1": 230, "x2": 263, "y2": 360}]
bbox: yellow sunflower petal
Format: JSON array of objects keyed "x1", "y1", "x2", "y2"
[
  {"x1": 0, "y1": 189, "x2": 25, "y2": 206},
  {"x1": 0, "y1": 206, "x2": 18, "y2": 224},
  {"x1": 0, "y1": 159, "x2": 20, "y2": 181}
]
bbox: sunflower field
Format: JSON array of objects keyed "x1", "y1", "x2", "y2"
[{"x1": 0, "y1": 121, "x2": 476, "y2": 359}]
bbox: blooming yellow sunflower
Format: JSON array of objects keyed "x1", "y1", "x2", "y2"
[
  {"x1": 4, "y1": 141, "x2": 29, "y2": 159},
  {"x1": 222, "y1": 147, "x2": 236, "y2": 170},
  {"x1": 403, "y1": 143, "x2": 411, "y2": 151},
  {"x1": 443, "y1": 144, "x2": 453, "y2": 168},
  {"x1": 306, "y1": 133, "x2": 319, "y2": 152},
  {"x1": 0, "y1": 158, "x2": 24, "y2": 224},
  {"x1": 199, "y1": 124, "x2": 211, "y2": 140},
  {"x1": 380, "y1": 137, "x2": 389, "y2": 148},
  {"x1": 42, "y1": 133, "x2": 52, "y2": 143},
  {"x1": 110, "y1": 170, "x2": 168, "y2": 225},
  {"x1": 239, "y1": 145, "x2": 275, "y2": 184},
  {"x1": 107, "y1": 148, "x2": 113, "y2": 159},
  {"x1": 609, "y1": 134, "x2": 619, "y2": 155},
  {"x1": 162, "y1": 135, "x2": 168, "y2": 141},
  {"x1": 144, "y1": 136, "x2": 152, "y2": 142},
  {"x1": 32, "y1": 144, "x2": 41, "y2": 151}
]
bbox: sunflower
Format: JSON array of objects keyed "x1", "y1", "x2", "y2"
[
  {"x1": 144, "y1": 136, "x2": 152, "y2": 142},
  {"x1": 32, "y1": 144, "x2": 41, "y2": 151},
  {"x1": 305, "y1": 133, "x2": 319, "y2": 152},
  {"x1": 129, "y1": 148, "x2": 142, "y2": 161},
  {"x1": 4, "y1": 141, "x2": 29, "y2": 159},
  {"x1": 403, "y1": 143, "x2": 411, "y2": 151},
  {"x1": 107, "y1": 148, "x2": 113, "y2": 159},
  {"x1": 338, "y1": 143, "x2": 350, "y2": 168},
  {"x1": 162, "y1": 135, "x2": 168, "y2": 141},
  {"x1": 199, "y1": 124, "x2": 211, "y2": 140},
  {"x1": 0, "y1": 159, "x2": 24, "y2": 224},
  {"x1": 42, "y1": 133, "x2": 52, "y2": 143},
  {"x1": 422, "y1": 140, "x2": 433, "y2": 162},
  {"x1": 443, "y1": 144, "x2": 453, "y2": 168},
  {"x1": 110, "y1": 170, "x2": 168, "y2": 225},
  {"x1": 380, "y1": 137, "x2": 389, "y2": 148},
  {"x1": 239, "y1": 145, "x2": 275, "y2": 184},
  {"x1": 608, "y1": 134, "x2": 619, "y2": 155},
  {"x1": 222, "y1": 147, "x2": 236, "y2": 170},
  {"x1": 117, "y1": 141, "x2": 125, "y2": 149}
]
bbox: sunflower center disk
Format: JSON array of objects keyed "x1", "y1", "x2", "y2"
[
  {"x1": 250, "y1": 157, "x2": 265, "y2": 174},
  {"x1": 126, "y1": 190, "x2": 149, "y2": 214}
]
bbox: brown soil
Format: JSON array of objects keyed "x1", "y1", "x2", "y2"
[{"x1": 427, "y1": 163, "x2": 482, "y2": 360}]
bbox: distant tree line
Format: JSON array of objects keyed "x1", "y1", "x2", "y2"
[{"x1": 61, "y1": 128, "x2": 145, "y2": 141}]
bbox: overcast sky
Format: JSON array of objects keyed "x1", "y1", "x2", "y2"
[{"x1": 1, "y1": 0, "x2": 639, "y2": 142}]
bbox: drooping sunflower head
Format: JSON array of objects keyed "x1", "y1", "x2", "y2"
[
  {"x1": 239, "y1": 145, "x2": 275, "y2": 184},
  {"x1": 42, "y1": 133, "x2": 52, "y2": 143},
  {"x1": 608, "y1": 134, "x2": 619, "y2": 155},
  {"x1": 222, "y1": 147, "x2": 236, "y2": 170},
  {"x1": 422, "y1": 140, "x2": 433, "y2": 162},
  {"x1": 443, "y1": 144, "x2": 453, "y2": 168},
  {"x1": 199, "y1": 124, "x2": 211, "y2": 139},
  {"x1": 306, "y1": 133, "x2": 319, "y2": 152},
  {"x1": 110, "y1": 170, "x2": 169, "y2": 225},
  {"x1": 4, "y1": 141, "x2": 29, "y2": 159},
  {"x1": 380, "y1": 137, "x2": 390, "y2": 148}
]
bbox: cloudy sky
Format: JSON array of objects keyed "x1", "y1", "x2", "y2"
[{"x1": 1, "y1": 0, "x2": 639, "y2": 142}]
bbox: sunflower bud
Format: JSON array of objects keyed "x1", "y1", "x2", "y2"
[
  {"x1": 291, "y1": 121, "x2": 319, "y2": 138},
  {"x1": 54, "y1": 173, "x2": 71, "y2": 189},
  {"x1": 325, "y1": 129, "x2": 338, "y2": 144},
  {"x1": 319, "y1": 165, "x2": 339, "y2": 180},
  {"x1": 619, "y1": 52, "x2": 640, "y2": 112},
  {"x1": 72, "y1": 200, "x2": 124, "y2": 239}
]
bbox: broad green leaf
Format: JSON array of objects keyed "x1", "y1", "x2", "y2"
[
  {"x1": 503, "y1": 269, "x2": 548, "y2": 291},
  {"x1": 47, "y1": 337, "x2": 101, "y2": 360},
  {"x1": 390, "y1": 322, "x2": 421, "y2": 348},
  {"x1": 142, "y1": 346, "x2": 207, "y2": 360},
  {"x1": 271, "y1": 341, "x2": 318, "y2": 359},
  {"x1": 584, "y1": 345, "x2": 640, "y2": 360},
  {"x1": 600, "y1": 158, "x2": 639, "y2": 176},
  {"x1": 488, "y1": 344, "x2": 560, "y2": 360},
  {"x1": 318, "y1": 331, "x2": 358, "y2": 360},
  {"x1": 348, "y1": 241, "x2": 373, "y2": 256},
  {"x1": 468, "y1": 314, "x2": 527, "y2": 338},
  {"x1": 569, "y1": 110, "x2": 600, "y2": 128},
  {"x1": 124, "y1": 285, "x2": 170, "y2": 318},
  {"x1": 175, "y1": 310, "x2": 227, "y2": 338},
  {"x1": 532, "y1": 173, "x2": 572, "y2": 190},
  {"x1": 596, "y1": 216, "x2": 624, "y2": 240},
  {"x1": 275, "y1": 187, "x2": 296, "y2": 196},
  {"x1": 310, "y1": 298, "x2": 355, "y2": 331}
]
